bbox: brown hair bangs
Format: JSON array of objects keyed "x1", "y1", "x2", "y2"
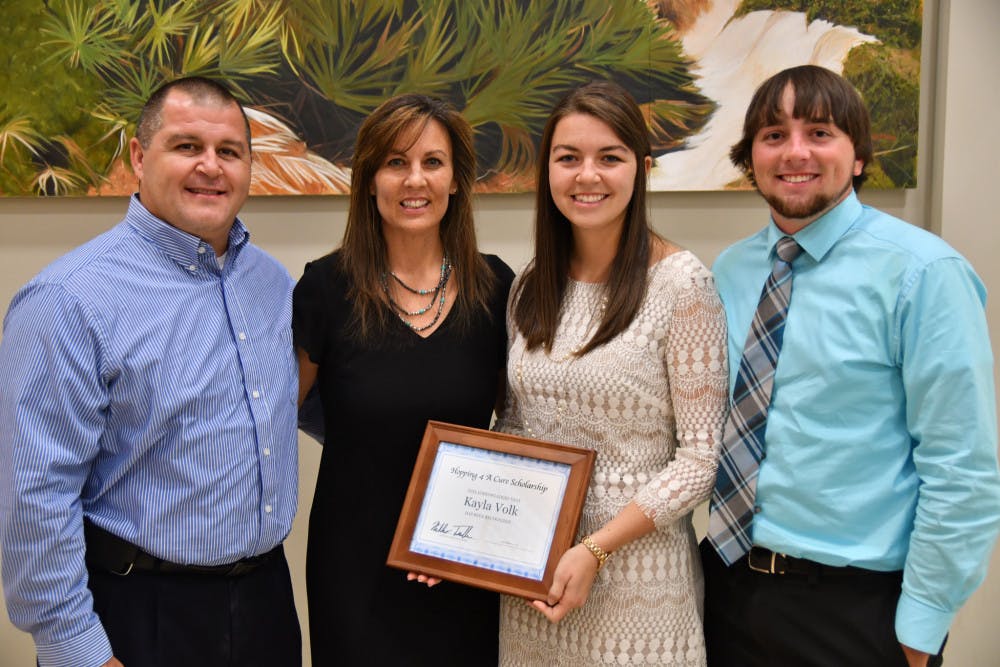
[
  {"x1": 340, "y1": 94, "x2": 493, "y2": 340},
  {"x1": 729, "y1": 65, "x2": 873, "y2": 191}
]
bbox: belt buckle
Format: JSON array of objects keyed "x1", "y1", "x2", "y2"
[
  {"x1": 226, "y1": 561, "x2": 251, "y2": 577},
  {"x1": 748, "y1": 547, "x2": 785, "y2": 574},
  {"x1": 225, "y1": 552, "x2": 266, "y2": 577},
  {"x1": 111, "y1": 561, "x2": 134, "y2": 577}
]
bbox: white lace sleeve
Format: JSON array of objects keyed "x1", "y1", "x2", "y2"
[{"x1": 633, "y1": 262, "x2": 729, "y2": 527}]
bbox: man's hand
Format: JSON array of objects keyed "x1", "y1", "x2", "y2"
[
  {"x1": 901, "y1": 643, "x2": 930, "y2": 667},
  {"x1": 102, "y1": 658, "x2": 125, "y2": 667}
]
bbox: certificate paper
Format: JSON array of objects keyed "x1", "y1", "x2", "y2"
[
  {"x1": 387, "y1": 421, "x2": 594, "y2": 598},
  {"x1": 410, "y1": 442, "x2": 570, "y2": 580}
]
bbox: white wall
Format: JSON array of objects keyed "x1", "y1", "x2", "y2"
[
  {"x1": 2, "y1": 1, "x2": 998, "y2": 664},
  {"x1": 924, "y1": 1, "x2": 1000, "y2": 664}
]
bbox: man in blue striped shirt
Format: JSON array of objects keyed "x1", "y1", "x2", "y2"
[
  {"x1": 0, "y1": 77, "x2": 301, "y2": 667},
  {"x1": 701, "y1": 65, "x2": 1000, "y2": 666}
]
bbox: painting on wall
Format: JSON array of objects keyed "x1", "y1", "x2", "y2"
[{"x1": 0, "y1": 0, "x2": 921, "y2": 196}]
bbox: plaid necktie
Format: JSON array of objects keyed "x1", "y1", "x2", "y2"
[{"x1": 708, "y1": 236, "x2": 802, "y2": 565}]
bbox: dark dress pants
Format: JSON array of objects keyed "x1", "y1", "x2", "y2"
[
  {"x1": 700, "y1": 540, "x2": 945, "y2": 667},
  {"x1": 87, "y1": 546, "x2": 301, "y2": 667}
]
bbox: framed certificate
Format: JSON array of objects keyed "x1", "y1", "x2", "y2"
[{"x1": 387, "y1": 421, "x2": 595, "y2": 599}]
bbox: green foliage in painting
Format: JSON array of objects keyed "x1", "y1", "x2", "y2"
[
  {"x1": 3, "y1": 1, "x2": 922, "y2": 194},
  {"x1": 735, "y1": 0, "x2": 922, "y2": 49},
  {"x1": 843, "y1": 43, "x2": 919, "y2": 188},
  {"x1": 0, "y1": 3, "x2": 110, "y2": 194},
  {"x1": 735, "y1": 0, "x2": 921, "y2": 188},
  {"x1": 7, "y1": 0, "x2": 286, "y2": 195},
  {"x1": 264, "y1": 0, "x2": 713, "y2": 180},
  {"x1": 2, "y1": 0, "x2": 712, "y2": 195}
]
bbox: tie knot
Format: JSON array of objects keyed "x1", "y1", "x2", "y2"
[{"x1": 775, "y1": 236, "x2": 802, "y2": 264}]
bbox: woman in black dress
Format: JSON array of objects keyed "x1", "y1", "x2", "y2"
[{"x1": 293, "y1": 94, "x2": 513, "y2": 665}]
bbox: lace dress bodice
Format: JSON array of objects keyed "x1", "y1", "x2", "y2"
[{"x1": 497, "y1": 250, "x2": 729, "y2": 666}]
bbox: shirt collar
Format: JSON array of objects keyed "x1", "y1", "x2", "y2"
[
  {"x1": 765, "y1": 191, "x2": 862, "y2": 263},
  {"x1": 124, "y1": 194, "x2": 250, "y2": 272}
]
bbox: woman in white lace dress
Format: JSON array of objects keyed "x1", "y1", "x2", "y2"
[{"x1": 496, "y1": 81, "x2": 729, "y2": 666}]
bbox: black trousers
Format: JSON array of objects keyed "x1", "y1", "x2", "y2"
[
  {"x1": 87, "y1": 546, "x2": 301, "y2": 667},
  {"x1": 700, "y1": 540, "x2": 945, "y2": 667}
]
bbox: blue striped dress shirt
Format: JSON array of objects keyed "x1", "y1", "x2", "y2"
[{"x1": 0, "y1": 196, "x2": 299, "y2": 667}]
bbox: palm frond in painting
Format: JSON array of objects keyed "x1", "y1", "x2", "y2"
[{"x1": 4, "y1": 0, "x2": 712, "y2": 194}]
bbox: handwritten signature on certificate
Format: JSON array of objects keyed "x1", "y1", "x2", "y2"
[{"x1": 430, "y1": 522, "x2": 474, "y2": 539}]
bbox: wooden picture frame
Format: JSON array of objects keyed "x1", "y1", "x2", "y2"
[{"x1": 387, "y1": 420, "x2": 595, "y2": 599}]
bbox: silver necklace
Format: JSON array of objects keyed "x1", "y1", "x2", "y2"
[{"x1": 381, "y1": 256, "x2": 452, "y2": 332}]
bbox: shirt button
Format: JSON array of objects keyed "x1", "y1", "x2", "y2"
[
  {"x1": 238, "y1": 332, "x2": 247, "y2": 341},
  {"x1": 263, "y1": 448, "x2": 271, "y2": 456},
  {"x1": 197, "y1": 246, "x2": 206, "y2": 254},
  {"x1": 252, "y1": 390, "x2": 261, "y2": 399},
  {"x1": 264, "y1": 504, "x2": 273, "y2": 513},
  {"x1": 187, "y1": 264, "x2": 197, "y2": 272}
]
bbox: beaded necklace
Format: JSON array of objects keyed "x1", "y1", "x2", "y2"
[{"x1": 381, "y1": 256, "x2": 452, "y2": 332}]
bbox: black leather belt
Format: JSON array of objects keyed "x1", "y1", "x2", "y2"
[
  {"x1": 747, "y1": 546, "x2": 896, "y2": 578},
  {"x1": 84, "y1": 519, "x2": 280, "y2": 577}
]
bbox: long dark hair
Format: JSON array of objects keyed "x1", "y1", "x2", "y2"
[
  {"x1": 513, "y1": 80, "x2": 655, "y2": 356},
  {"x1": 339, "y1": 93, "x2": 494, "y2": 339}
]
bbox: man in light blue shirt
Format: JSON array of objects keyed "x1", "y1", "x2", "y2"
[
  {"x1": 0, "y1": 78, "x2": 300, "y2": 667},
  {"x1": 701, "y1": 65, "x2": 1000, "y2": 667}
]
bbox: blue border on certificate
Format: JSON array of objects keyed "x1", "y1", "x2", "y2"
[{"x1": 410, "y1": 441, "x2": 571, "y2": 581}]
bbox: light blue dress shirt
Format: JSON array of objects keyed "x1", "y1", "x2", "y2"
[
  {"x1": 0, "y1": 196, "x2": 299, "y2": 667},
  {"x1": 713, "y1": 192, "x2": 1000, "y2": 654}
]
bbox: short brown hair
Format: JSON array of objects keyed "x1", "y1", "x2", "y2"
[
  {"x1": 136, "y1": 76, "x2": 251, "y2": 149},
  {"x1": 730, "y1": 65, "x2": 873, "y2": 191}
]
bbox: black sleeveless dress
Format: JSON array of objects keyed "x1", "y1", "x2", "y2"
[{"x1": 293, "y1": 252, "x2": 513, "y2": 666}]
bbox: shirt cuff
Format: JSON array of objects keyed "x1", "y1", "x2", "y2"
[
  {"x1": 895, "y1": 591, "x2": 951, "y2": 655},
  {"x1": 36, "y1": 623, "x2": 114, "y2": 667}
]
